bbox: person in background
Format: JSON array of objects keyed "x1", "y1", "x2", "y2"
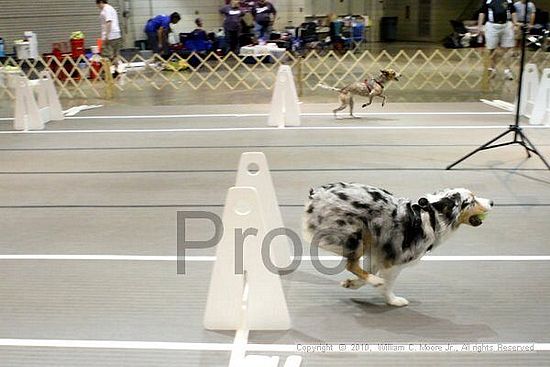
[
  {"x1": 514, "y1": 0, "x2": 536, "y2": 25},
  {"x1": 145, "y1": 12, "x2": 182, "y2": 55},
  {"x1": 192, "y1": 18, "x2": 208, "y2": 40},
  {"x1": 478, "y1": 0, "x2": 518, "y2": 80},
  {"x1": 252, "y1": 0, "x2": 277, "y2": 42},
  {"x1": 514, "y1": 0, "x2": 536, "y2": 38},
  {"x1": 96, "y1": 0, "x2": 122, "y2": 63},
  {"x1": 327, "y1": 13, "x2": 345, "y2": 53},
  {"x1": 220, "y1": 0, "x2": 244, "y2": 54},
  {"x1": 186, "y1": 17, "x2": 213, "y2": 52},
  {"x1": 513, "y1": 1, "x2": 536, "y2": 49}
]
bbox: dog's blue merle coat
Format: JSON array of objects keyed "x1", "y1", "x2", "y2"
[
  {"x1": 303, "y1": 182, "x2": 474, "y2": 268},
  {"x1": 304, "y1": 182, "x2": 492, "y2": 305}
]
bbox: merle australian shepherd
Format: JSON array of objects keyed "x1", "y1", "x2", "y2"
[{"x1": 303, "y1": 182, "x2": 493, "y2": 307}]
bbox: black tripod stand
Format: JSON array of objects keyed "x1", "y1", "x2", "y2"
[{"x1": 447, "y1": 9, "x2": 550, "y2": 170}]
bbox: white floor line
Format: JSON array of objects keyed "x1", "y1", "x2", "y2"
[
  {"x1": 0, "y1": 111, "x2": 512, "y2": 122},
  {"x1": 0, "y1": 339, "x2": 233, "y2": 351},
  {"x1": 1, "y1": 255, "x2": 549, "y2": 261},
  {"x1": 1, "y1": 125, "x2": 549, "y2": 135},
  {"x1": 0, "y1": 339, "x2": 549, "y2": 353}
]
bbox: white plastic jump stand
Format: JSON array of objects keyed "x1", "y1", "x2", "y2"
[
  {"x1": 268, "y1": 65, "x2": 301, "y2": 128},
  {"x1": 203, "y1": 186, "x2": 290, "y2": 331},
  {"x1": 236, "y1": 152, "x2": 292, "y2": 269},
  {"x1": 13, "y1": 71, "x2": 64, "y2": 131},
  {"x1": 519, "y1": 63, "x2": 539, "y2": 118},
  {"x1": 530, "y1": 68, "x2": 550, "y2": 125}
]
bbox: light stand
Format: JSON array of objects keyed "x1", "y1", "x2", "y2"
[{"x1": 446, "y1": 8, "x2": 550, "y2": 170}]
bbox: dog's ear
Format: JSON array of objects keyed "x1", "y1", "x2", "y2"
[
  {"x1": 380, "y1": 69, "x2": 387, "y2": 74},
  {"x1": 418, "y1": 197, "x2": 429, "y2": 208},
  {"x1": 432, "y1": 197, "x2": 458, "y2": 216}
]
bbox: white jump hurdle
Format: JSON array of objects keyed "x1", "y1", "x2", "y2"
[
  {"x1": 268, "y1": 65, "x2": 301, "y2": 128},
  {"x1": 530, "y1": 68, "x2": 550, "y2": 126},
  {"x1": 520, "y1": 63, "x2": 540, "y2": 119},
  {"x1": 14, "y1": 71, "x2": 64, "y2": 131},
  {"x1": 236, "y1": 152, "x2": 292, "y2": 269},
  {"x1": 204, "y1": 152, "x2": 300, "y2": 367}
]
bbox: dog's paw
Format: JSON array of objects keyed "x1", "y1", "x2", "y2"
[
  {"x1": 386, "y1": 296, "x2": 409, "y2": 307},
  {"x1": 367, "y1": 274, "x2": 384, "y2": 287},
  {"x1": 341, "y1": 278, "x2": 365, "y2": 289}
]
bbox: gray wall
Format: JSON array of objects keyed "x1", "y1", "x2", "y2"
[
  {"x1": 0, "y1": 0, "x2": 117, "y2": 54},
  {"x1": 2, "y1": 0, "x2": 550, "y2": 54}
]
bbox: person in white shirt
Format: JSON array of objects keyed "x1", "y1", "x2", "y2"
[
  {"x1": 514, "y1": 0, "x2": 536, "y2": 26},
  {"x1": 96, "y1": 0, "x2": 123, "y2": 62},
  {"x1": 513, "y1": 1, "x2": 536, "y2": 46}
]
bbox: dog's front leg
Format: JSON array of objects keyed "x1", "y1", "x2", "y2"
[
  {"x1": 378, "y1": 267, "x2": 408, "y2": 307},
  {"x1": 341, "y1": 258, "x2": 384, "y2": 289},
  {"x1": 361, "y1": 93, "x2": 374, "y2": 108},
  {"x1": 379, "y1": 94, "x2": 387, "y2": 107}
]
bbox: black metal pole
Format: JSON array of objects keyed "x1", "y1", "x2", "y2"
[{"x1": 513, "y1": 4, "x2": 530, "y2": 127}]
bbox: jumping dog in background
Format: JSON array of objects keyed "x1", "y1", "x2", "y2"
[
  {"x1": 303, "y1": 182, "x2": 492, "y2": 307},
  {"x1": 318, "y1": 69, "x2": 401, "y2": 118}
]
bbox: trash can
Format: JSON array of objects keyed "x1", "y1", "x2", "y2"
[
  {"x1": 14, "y1": 41, "x2": 31, "y2": 59},
  {"x1": 380, "y1": 17, "x2": 398, "y2": 42}
]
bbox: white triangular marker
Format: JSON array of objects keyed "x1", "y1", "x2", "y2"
[
  {"x1": 268, "y1": 65, "x2": 301, "y2": 128},
  {"x1": 236, "y1": 152, "x2": 292, "y2": 269},
  {"x1": 530, "y1": 68, "x2": 550, "y2": 125},
  {"x1": 40, "y1": 71, "x2": 64, "y2": 121},
  {"x1": 203, "y1": 186, "x2": 290, "y2": 331},
  {"x1": 13, "y1": 71, "x2": 64, "y2": 131},
  {"x1": 519, "y1": 63, "x2": 539, "y2": 118},
  {"x1": 14, "y1": 76, "x2": 42, "y2": 131}
]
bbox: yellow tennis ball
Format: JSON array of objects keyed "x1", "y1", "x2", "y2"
[{"x1": 477, "y1": 212, "x2": 488, "y2": 221}]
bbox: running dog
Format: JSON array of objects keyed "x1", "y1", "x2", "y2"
[
  {"x1": 303, "y1": 182, "x2": 492, "y2": 307},
  {"x1": 318, "y1": 69, "x2": 401, "y2": 118}
]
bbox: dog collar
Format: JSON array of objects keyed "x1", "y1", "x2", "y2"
[{"x1": 420, "y1": 205, "x2": 437, "y2": 232}]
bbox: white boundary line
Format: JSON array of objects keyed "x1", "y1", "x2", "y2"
[
  {"x1": 1, "y1": 125, "x2": 549, "y2": 135},
  {"x1": 1, "y1": 255, "x2": 549, "y2": 261},
  {"x1": 0, "y1": 111, "x2": 512, "y2": 122},
  {"x1": 0, "y1": 339, "x2": 549, "y2": 353}
]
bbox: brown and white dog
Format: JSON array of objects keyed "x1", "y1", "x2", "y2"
[
  {"x1": 303, "y1": 183, "x2": 492, "y2": 306},
  {"x1": 318, "y1": 69, "x2": 401, "y2": 118}
]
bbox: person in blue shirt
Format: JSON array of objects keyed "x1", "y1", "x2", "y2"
[{"x1": 145, "y1": 12, "x2": 181, "y2": 55}]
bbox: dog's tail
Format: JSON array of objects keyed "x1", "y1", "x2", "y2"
[{"x1": 317, "y1": 83, "x2": 341, "y2": 92}]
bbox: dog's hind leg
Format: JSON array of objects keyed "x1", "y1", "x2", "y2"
[
  {"x1": 349, "y1": 96, "x2": 357, "y2": 118},
  {"x1": 377, "y1": 267, "x2": 408, "y2": 306},
  {"x1": 342, "y1": 257, "x2": 384, "y2": 288},
  {"x1": 333, "y1": 93, "x2": 350, "y2": 119}
]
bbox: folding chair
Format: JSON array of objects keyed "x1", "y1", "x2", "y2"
[{"x1": 350, "y1": 23, "x2": 366, "y2": 52}]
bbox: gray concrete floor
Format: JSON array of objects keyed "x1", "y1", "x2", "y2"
[{"x1": 0, "y1": 102, "x2": 549, "y2": 366}]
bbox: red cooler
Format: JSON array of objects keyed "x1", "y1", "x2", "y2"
[{"x1": 70, "y1": 39, "x2": 85, "y2": 58}]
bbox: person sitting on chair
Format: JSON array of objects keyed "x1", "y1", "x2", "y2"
[{"x1": 192, "y1": 18, "x2": 208, "y2": 40}]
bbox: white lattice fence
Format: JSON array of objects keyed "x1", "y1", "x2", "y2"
[{"x1": 1, "y1": 49, "x2": 549, "y2": 100}]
